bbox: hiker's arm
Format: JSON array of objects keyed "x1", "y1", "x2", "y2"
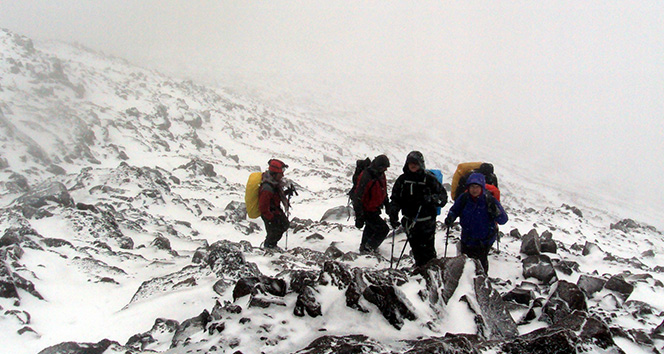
[
  {"x1": 493, "y1": 200, "x2": 508, "y2": 225},
  {"x1": 429, "y1": 175, "x2": 448, "y2": 207}
]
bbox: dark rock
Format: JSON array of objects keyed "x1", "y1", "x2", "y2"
[
  {"x1": 641, "y1": 249, "x2": 655, "y2": 258},
  {"x1": 509, "y1": 229, "x2": 521, "y2": 239},
  {"x1": 604, "y1": 274, "x2": 634, "y2": 300},
  {"x1": 17, "y1": 326, "x2": 38, "y2": 335},
  {"x1": 318, "y1": 261, "x2": 352, "y2": 289},
  {"x1": 502, "y1": 288, "x2": 534, "y2": 306},
  {"x1": 520, "y1": 229, "x2": 541, "y2": 256},
  {"x1": 117, "y1": 236, "x2": 134, "y2": 249},
  {"x1": 552, "y1": 259, "x2": 579, "y2": 276},
  {"x1": 522, "y1": 254, "x2": 557, "y2": 284},
  {"x1": 46, "y1": 164, "x2": 67, "y2": 175},
  {"x1": 320, "y1": 206, "x2": 352, "y2": 222},
  {"x1": 403, "y1": 334, "x2": 481, "y2": 353},
  {"x1": 582, "y1": 241, "x2": 603, "y2": 256},
  {"x1": 38, "y1": 339, "x2": 120, "y2": 354},
  {"x1": 172, "y1": 310, "x2": 210, "y2": 348},
  {"x1": 150, "y1": 235, "x2": 171, "y2": 250},
  {"x1": 363, "y1": 284, "x2": 416, "y2": 329},
  {"x1": 6, "y1": 173, "x2": 30, "y2": 193},
  {"x1": 42, "y1": 238, "x2": 74, "y2": 248},
  {"x1": 562, "y1": 204, "x2": 583, "y2": 218},
  {"x1": 289, "y1": 270, "x2": 319, "y2": 294},
  {"x1": 323, "y1": 245, "x2": 344, "y2": 259},
  {"x1": 13, "y1": 181, "x2": 74, "y2": 209},
  {"x1": 539, "y1": 231, "x2": 557, "y2": 254},
  {"x1": 177, "y1": 158, "x2": 217, "y2": 177},
  {"x1": 502, "y1": 328, "x2": 577, "y2": 354},
  {"x1": 0, "y1": 265, "x2": 20, "y2": 299},
  {"x1": 205, "y1": 240, "x2": 261, "y2": 280},
  {"x1": 75, "y1": 202, "x2": 98, "y2": 213},
  {"x1": 472, "y1": 274, "x2": 519, "y2": 340},
  {"x1": 541, "y1": 281, "x2": 587, "y2": 325},
  {"x1": 295, "y1": 335, "x2": 386, "y2": 354},
  {"x1": 294, "y1": 285, "x2": 322, "y2": 317},
  {"x1": 233, "y1": 276, "x2": 287, "y2": 301},
  {"x1": 306, "y1": 233, "x2": 325, "y2": 241},
  {"x1": 577, "y1": 275, "x2": 605, "y2": 297}
]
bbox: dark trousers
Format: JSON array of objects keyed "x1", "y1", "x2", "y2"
[
  {"x1": 261, "y1": 214, "x2": 289, "y2": 248},
  {"x1": 360, "y1": 212, "x2": 389, "y2": 252},
  {"x1": 460, "y1": 243, "x2": 490, "y2": 273},
  {"x1": 407, "y1": 218, "x2": 437, "y2": 267}
]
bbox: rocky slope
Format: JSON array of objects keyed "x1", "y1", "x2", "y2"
[{"x1": 1, "y1": 28, "x2": 663, "y2": 354}]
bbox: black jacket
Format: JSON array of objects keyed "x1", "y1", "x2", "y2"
[{"x1": 390, "y1": 156, "x2": 447, "y2": 220}]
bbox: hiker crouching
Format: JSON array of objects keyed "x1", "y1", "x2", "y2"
[
  {"x1": 389, "y1": 151, "x2": 447, "y2": 267},
  {"x1": 259, "y1": 159, "x2": 291, "y2": 249},
  {"x1": 445, "y1": 172, "x2": 508, "y2": 273},
  {"x1": 353, "y1": 155, "x2": 391, "y2": 254}
]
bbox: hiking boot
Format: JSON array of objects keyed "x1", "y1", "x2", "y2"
[
  {"x1": 359, "y1": 246, "x2": 375, "y2": 255},
  {"x1": 263, "y1": 244, "x2": 283, "y2": 252}
]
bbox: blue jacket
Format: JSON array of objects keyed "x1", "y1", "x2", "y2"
[{"x1": 446, "y1": 173, "x2": 508, "y2": 247}]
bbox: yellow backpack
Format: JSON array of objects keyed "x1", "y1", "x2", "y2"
[
  {"x1": 245, "y1": 172, "x2": 263, "y2": 219},
  {"x1": 450, "y1": 162, "x2": 483, "y2": 200}
]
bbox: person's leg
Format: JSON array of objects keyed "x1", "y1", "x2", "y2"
[
  {"x1": 366, "y1": 213, "x2": 389, "y2": 251},
  {"x1": 409, "y1": 219, "x2": 437, "y2": 267},
  {"x1": 263, "y1": 214, "x2": 289, "y2": 248}
]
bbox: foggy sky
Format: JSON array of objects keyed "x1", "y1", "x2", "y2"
[{"x1": 1, "y1": 1, "x2": 663, "y2": 223}]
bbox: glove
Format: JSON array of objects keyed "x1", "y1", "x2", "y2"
[
  {"x1": 389, "y1": 214, "x2": 400, "y2": 228},
  {"x1": 355, "y1": 217, "x2": 365, "y2": 229},
  {"x1": 444, "y1": 216, "x2": 454, "y2": 227}
]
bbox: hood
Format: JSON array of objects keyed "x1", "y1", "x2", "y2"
[
  {"x1": 402, "y1": 150, "x2": 426, "y2": 173},
  {"x1": 466, "y1": 172, "x2": 486, "y2": 189},
  {"x1": 370, "y1": 154, "x2": 390, "y2": 171}
]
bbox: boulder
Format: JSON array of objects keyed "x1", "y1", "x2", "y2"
[
  {"x1": 522, "y1": 254, "x2": 557, "y2": 284},
  {"x1": 520, "y1": 229, "x2": 541, "y2": 256},
  {"x1": 604, "y1": 274, "x2": 634, "y2": 300},
  {"x1": 539, "y1": 231, "x2": 557, "y2": 254},
  {"x1": 13, "y1": 181, "x2": 74, "y2": 209},
  {"x1": 320, "y1": 206, "x2": 352, "y2": 222},
  {"x1": 38, "y1": 339, "x2": 122, "y2": 354},
  {"x1": 577, "y1": 275, "x2": 606, "y2": 297}
]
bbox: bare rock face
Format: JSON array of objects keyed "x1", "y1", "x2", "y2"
[
  {"x1": 13, "y1": 181, "x2": 74, "y2": 209},
  {"x1": 295, "y1": 335, "x2": 387, "y2": 354},
  {"x1": 37, "y1": 339, "x2": 123, "y2": 354},
  {"x1": 126, "y1": 318, "x2": 180, "y2": 351}
]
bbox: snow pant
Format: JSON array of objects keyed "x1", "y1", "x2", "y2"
[
  {"x1": 406, "y1": 218, "x2": 437, "y2": 267},
  {"x1": 261, "y1": 213, "x2": 289, "y2": 248},
  {"x1": 360, "y1": 211, "x2": 389, "y2": 252},
  {"x1": 460, "y1": 243, "x2": 490, "y2": 274}
]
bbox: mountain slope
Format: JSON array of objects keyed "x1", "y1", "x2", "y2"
[{"x1": 1, "y1": 29, "x2": 663, "y2": 354}]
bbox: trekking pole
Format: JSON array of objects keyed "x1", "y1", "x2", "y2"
[
  {"x1": 444, "y1": 225, "x2": 451, "y2": 258},
  {"x1": 394, "y1": 206, "x2": 422, "y2": 269},
  {"x1": 389, "y1": 228, "x2": 397, "y2": 269}
]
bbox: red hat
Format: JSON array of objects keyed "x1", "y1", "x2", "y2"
[{"x1": 268, "y1": 159, "x2": 288, "y2": 173}]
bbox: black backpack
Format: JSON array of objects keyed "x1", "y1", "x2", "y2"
[
  {"x1": 349, "y1": 158, "x2": 371, "y2": 197},
  {"x1": 348, "y1": 158, "x2": 371, "y2": 216}
]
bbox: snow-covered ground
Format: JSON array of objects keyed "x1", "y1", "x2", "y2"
[{"x1": 1, "y1": 28, "x2": 663, "y2": 354}]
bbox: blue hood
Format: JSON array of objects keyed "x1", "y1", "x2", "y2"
[{"x1": 466, "y1": 173, "x2": 486, "y2": 189}]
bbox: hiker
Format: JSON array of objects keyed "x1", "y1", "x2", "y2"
[
  {"x1": 451, "y1": 162, "x2": 499, "y2": 201},
  {"x1": 444, "y1": 172, "x2": 508, "y2": 273},
  {"x1": 259, "y1": 159, "x2": 291, "y2": 249},
  {"x1": 353, "y1": 154, "x2": 391, "y2": 254},
  {"x1": 389, "y1": 151, "x2": 448, "y2": 267}
]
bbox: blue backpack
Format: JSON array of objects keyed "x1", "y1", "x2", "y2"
[{"x1": 427, "y1": 169, "x2": 444, "y2": 215}]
